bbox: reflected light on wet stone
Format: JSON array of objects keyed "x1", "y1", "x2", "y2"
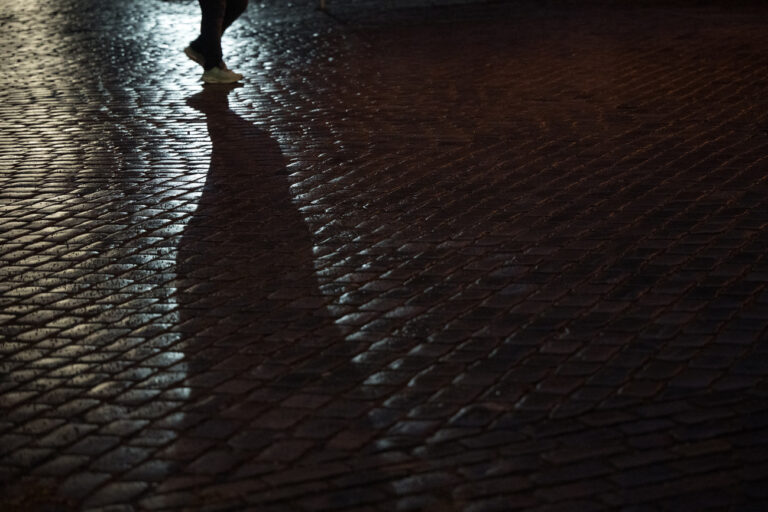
[{"x1": 0, "y1": 1, "x2": 223, "y2": 500}]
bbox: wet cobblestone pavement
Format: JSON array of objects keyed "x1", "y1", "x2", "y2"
[{"x1": 2, "y1": 0, "x2": 768, "y2": 510}]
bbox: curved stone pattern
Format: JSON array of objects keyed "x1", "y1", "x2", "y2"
[{"x1": 1, "y1": 0, "x2": 767, "y2": 510}]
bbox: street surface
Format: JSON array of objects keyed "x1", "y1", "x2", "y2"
[{"x1": 1, "y1": 0, "x2": 767, "y2": 510}]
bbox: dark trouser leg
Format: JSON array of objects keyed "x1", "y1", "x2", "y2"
[
  {"x1": 193, "y1": 0, "x2": 226, "y2": 70},
  {"x1": 222, "y1": 0, "x2": 248, "y2": 35}
]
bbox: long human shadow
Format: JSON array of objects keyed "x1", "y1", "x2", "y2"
[
  {"x1": 171, "y1": 85, "x2": 393, "y2": 508},
  {"x1": 179, "y1": 84, "x2": 320, "y2": 331}
]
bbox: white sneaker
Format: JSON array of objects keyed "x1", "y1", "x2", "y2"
[
  {"x1": 221, "y1": 65, "x2": 244, "y2": 81},
  {"x1": 185, "y1": 46, "x2": 243, "y2": 80},
  {"x1": 201, "y1": 66, "x2": 243, "y2": 84}
]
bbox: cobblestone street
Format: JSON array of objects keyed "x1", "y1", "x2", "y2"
[{"x1": 1, "y1": 0, "x2": 768, "y2": 510}]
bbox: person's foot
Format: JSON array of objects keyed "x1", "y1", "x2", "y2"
[
  {"x1": 220, "y1": 65, "x2": 244, "y2": 81},
  {"x1": 201, "y1": 66, "x2": 243, "y2": 84},
  {"x1": 184, "y1": 45, "x2": 205, "y2": 66},
  {"x1": 185, "y1": 46, "x2": 242, "y2": 79}
]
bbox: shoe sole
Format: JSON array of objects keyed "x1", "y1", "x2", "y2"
[{"x1": 201, "y1": 75, "x2": 241, "y2": 84}]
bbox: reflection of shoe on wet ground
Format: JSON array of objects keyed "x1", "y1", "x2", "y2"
[{"x1": 185, "y1": 82, "x2": 242, "y2": 115}]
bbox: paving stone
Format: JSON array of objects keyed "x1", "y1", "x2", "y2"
[
  {"x1": 58, "y1": 471, "x2": 112, "y2": 500},
  {"x1": 31, "y1": 454, "x2": 91, "y2": 477},
  {"x1": 82, "y1": 481, "x2": 149, "y2": 508}
]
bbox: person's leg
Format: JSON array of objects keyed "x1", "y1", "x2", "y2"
[
  {"x1": 192, "y1": 0, "x2": 226, "y2": 70},
  {"x1": 187, "y1": 0, "x2": 244, "y2": 83},
  {"x1": 221, "y1": 0, "x2": 248, "y2": 36}
]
